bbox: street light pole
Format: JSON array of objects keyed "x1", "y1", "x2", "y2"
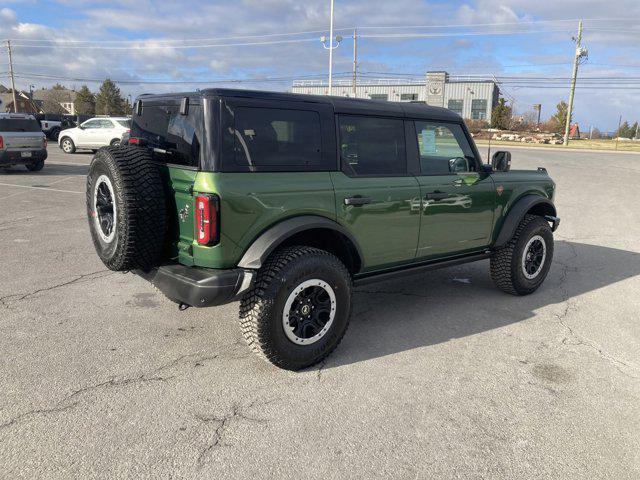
[
  {"x1": 329, "y1": 0, "x2": 334, "y2": 94},
  {"x1": 320, "y1": 1, "x2": 342, "y2": 97}
]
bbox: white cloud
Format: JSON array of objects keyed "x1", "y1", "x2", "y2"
[{"x1": 0, "y1": 0, "x2": 638, "y2": 129}]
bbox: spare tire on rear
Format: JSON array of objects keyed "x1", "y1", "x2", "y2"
[{"x1": 86, "y1": 146, "x2": 166, "y2": 271}]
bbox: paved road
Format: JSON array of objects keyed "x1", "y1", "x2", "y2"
[{"x1": 1, "y1": 146, "x2": 639, "y2": 479}]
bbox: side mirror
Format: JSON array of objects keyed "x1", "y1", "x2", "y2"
[
  {"x1": 449, "y1": 156, "x2": 470, "y2": 173},
  {"x1": 492, "y1": 151, "x2": 511, "y2": 172}
]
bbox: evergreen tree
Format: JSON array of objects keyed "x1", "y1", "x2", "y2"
[
  {"x1": 74, "y1": 85, "x2": 95, "y2": 115},
  {"x1": 95, "y1": 79, "x2": 126, "y2": 115},
  {"x1": 631, "y1": 121, "x2": 639, "y2": 139},
  {"x1": 491, "y1": 98, "x2": 512, "y2": 130},
  {"x1": 550, "y1": 101, "x2": 568, "y2": 134},
  {"x1": 616, "y1": 121, "x2": 631, "y2": 138}
]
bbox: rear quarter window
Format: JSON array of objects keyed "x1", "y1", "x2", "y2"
[
  {"x1": 0, "y1": 119, "x2": 42, "y2": 132},
  {"x1": 131, "y1": 104, "x2": 201, "y2": 168},
  {"x1": 222, "y1": 106, "x2": 324, "y2": 172}
]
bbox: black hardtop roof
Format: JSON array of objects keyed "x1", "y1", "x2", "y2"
[{"x1": 137, "y1": 88, "x2": 461, "y2": 121}]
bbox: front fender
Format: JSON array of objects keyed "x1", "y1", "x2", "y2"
[{"x1": 492, "y1": 195, "x2": 557, "y2": 248}]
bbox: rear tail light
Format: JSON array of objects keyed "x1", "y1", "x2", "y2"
[
  {"x1": 0, "y1": 136, "x2": 3, "y2": 149},
  {"x1": 128, "y1": 137, "x2": 146, "y2": 146},
  {"x1": 43, "y1": 137, "x2": 47, "y2": 149},
  {"x1": 195, "y1": 194, "x2": 220, "y2": 246}
]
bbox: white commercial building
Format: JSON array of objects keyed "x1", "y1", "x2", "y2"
[{"x1": 292, "y1": 71, "x2": 500, "y2": 123}]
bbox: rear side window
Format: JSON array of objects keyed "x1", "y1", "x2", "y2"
[
  {"x1": 229, "y1": 107, "x2": 322, "y2": 172},
  {"x1": 0, "y1": 119, "x2": 41, "y2": 132},
  {"x1": 116, "y1": 119, "x2": 131, "y2": 128},
  {"x1": 338, "y1": 115, "x2": 406, "y2": 176},
  {"x1": 131, "y1": 104, "x2": 201, "y2": 168}
]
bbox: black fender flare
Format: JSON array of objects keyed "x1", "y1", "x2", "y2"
[
  {"x1": 493, "y1": 195, "x2": 557, "y2": 248},
  {"x1": 238, "y1": 215, "x2": 364, "y2": 270}
]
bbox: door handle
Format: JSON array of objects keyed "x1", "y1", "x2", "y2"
[
  {"x1": 424, "y1": 191, "x2": 449, "y2": 201},
  {"x1": 344, "y1": 196, "x2": 373, "y2": 206}
]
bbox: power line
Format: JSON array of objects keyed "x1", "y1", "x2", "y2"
[
  {"x1": 11, "y1": 37, "x2": 320, "y2": 50},
  {"x1": 11, "y1": 71, "x2": 354, "y2": 85},
  {"x1": 359, "y1": 29, "x2": 573, "y2": 39}
]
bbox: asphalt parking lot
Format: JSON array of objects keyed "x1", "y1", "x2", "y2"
[{"x1": 1, "y1": 145, "x2": 639, "y2": 479}]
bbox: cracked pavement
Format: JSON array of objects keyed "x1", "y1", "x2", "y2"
[{"x1": 0, "y1": 147, "x2": 639, "y2": 479}]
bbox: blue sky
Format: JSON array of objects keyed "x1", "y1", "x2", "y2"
[{"x1": 2, "y1": 0, "x2": 639, "y2": 130}]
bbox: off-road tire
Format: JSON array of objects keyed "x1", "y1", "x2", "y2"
[
  {"x1": 239, "y1": 246, "x2": 352, "y2": 371},
  {"x1": 49, "y1": 127, "x2": 61, "y2": 141},
  {"x1": 26, "y1": 160, "x2": 44, "y2": 171},
  {"x1": 490, "y1": 214, "x2": 554, "y2": 295},
  {"x1": 60, "y1": 137, "x2": 75, "y2": 154},
  {"x1": 86, "y1": 146, "x2": 166, "y2": 271}
]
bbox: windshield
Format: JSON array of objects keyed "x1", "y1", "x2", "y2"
[
  {"x1": 0, "y1": 119, "x2": 42, "y2": 132},
  {"x1": 116, "y1": 119, "x2": 131, "y2": 128}
]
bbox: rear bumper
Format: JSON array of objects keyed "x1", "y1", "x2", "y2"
[
  {"x1": 135, "y1": 263, "x2": 254, "y2": 308},
  {"x1": 0, "y1": 149, "x2": 47, "y2": 165}
]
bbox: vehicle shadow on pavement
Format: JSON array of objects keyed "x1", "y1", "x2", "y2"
[
  {"x1": 329, "y1": 241, "x2": 640, "y2": 368},
  {"x1": 0, "y1": 164, "x2": 89, "y2": 176}
]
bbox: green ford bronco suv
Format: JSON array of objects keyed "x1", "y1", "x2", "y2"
[{"x1": 86, "y1": 89, "x2": 559, "y2": 370}]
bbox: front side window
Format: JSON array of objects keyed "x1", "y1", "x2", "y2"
[
  {"x1": 471, "y1": 99, "x2": 487, "y2": 120},
  {"x1": 414, "y1": 121, "x2": 476, "y2": 175},
  {"x1": 230, "y1": 107, "x2": 322, "y2": 172},
  {"x1": 447, "y1": 99, "x2": 463, "y2": 116},
  {"x1": 339, "y1": 115, "x2": 406, "y2": 176}
]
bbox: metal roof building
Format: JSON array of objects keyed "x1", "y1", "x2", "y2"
[{"x1": 292, "y1": 71, "x2": 500, "y2": 123}]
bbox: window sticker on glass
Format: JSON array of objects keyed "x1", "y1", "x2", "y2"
[{"x1": 421, "y1": 129, "x2": 437, "y2": 154}]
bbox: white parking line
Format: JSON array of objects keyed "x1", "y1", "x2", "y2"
[
  {"x1": 0, "y1": 191, "x2": 23, "y2": 201},
  {"x1": 0, "y1": 182, "x2": 83, "y2": 194},
  {"x1": 45, "y1": 177, "x2": 78, "y2": 186},
  {"x1": 47, "y1": 161, "x2": 91, "y2": 166}
]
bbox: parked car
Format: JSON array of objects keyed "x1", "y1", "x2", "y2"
[
  {"x1": 0, "y1": 113, "x2": 47, "y2": 171},
  {"x1": 86, "y1": 89, "x2": 559, "y2": 370},
  {"x1": 58, "y1": 116, "x2": 131, "y2": 154},
  {"x1": 34, "y1": 113, "x2": 75, "y2": 141}
]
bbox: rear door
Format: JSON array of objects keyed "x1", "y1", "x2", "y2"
[
  {"x1": 76, "y1": 119, "x2": 103, "y2": 146},
  {"x1": 131, "y1": 99, "x2": 203, "y2": 264},
  {"x1": 331, "y1": 115, "x2": 421, "y2": 271},
  {"x1": 410, "y1": 120, "x2": 495, "y2": 259}
]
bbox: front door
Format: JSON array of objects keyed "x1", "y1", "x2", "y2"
[
  {"x1": 410, "y1": 120, "x2": 495, "y2": 259},
  {"x1": 332, "y1": 115, "x2": 421, "y2": 271}
]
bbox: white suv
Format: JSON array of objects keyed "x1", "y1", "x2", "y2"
[{"x1": 58, "y1": 117, "x2": 130, "y2": 154}]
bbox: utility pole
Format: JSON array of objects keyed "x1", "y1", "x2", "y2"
[
  {"x1": 615, "y1": 115, "x2": 622, "y2": 151},
  {"x1": 563, "y1": 20, "x2": 587, "y2": 146},
  {"x1": 7, "y1": 40, "x2": 18, "y2": 113},
  {"x1": 352, "y1": 28, "x2": 357, "y2": 97},
  {"x1": 533, "y1": 104, "x2": 541, "y2": 128}
]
